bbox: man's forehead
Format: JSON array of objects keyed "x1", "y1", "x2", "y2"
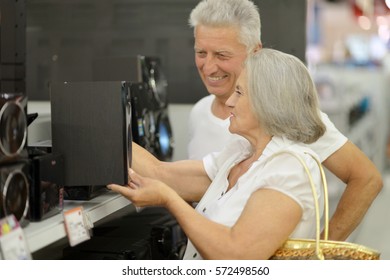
[{"x1": 194, "y1": 39, "x2": 245, "y2": 53}]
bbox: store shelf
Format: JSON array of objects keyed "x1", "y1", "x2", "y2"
[{"x1": 24, "y1": 192, "x2": 131, "y2": 253}]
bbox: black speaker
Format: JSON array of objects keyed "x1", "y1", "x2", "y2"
[
  {"x1": 150, "y1": 217, "x2": 187, "y2": 260},
  {"x1": 154, "y1": 109, "x2": 173, "y2": 161},
  {"x1": 130, "y1": 82, "x2": 157, "y2": 155},
  {"x1": 141, "y1": 57, "x2": 173, "y2": 161},
  {"x1": 0, "y1": 160, "x2": 29, "y2": 226},
  {"x1": 142, "y1": 56, "x2": 169, "y2": 110},
  {"x1": 141, "y1": 57, "x2": 173, "y2": 160},
  {"x1": 93, "y1": 55, "x2": 168, "y2": 109},
  {"x1": 92, "y1": 55, "x2": 174, "y2": 161},
  {"x1": 27, "y1": 149, "x2": 64, "y2": 221},
  {"x1": 50, "y1": 81, "x2": 132, "y2": 187},
  {"x1": 0, "y1": 92, "x2": 27, "y2": 164}
]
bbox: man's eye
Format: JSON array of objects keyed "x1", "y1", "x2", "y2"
[
  {"x1": 217, "y1": 54, "x2": 229, "y2": 60},
  {"x1": 196, "y1": 51, "x2": 206, "y2": 57}
]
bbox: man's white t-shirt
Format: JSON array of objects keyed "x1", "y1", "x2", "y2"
[{"x1": 188, "y1": 95, "x2": 348, "y2": 161}]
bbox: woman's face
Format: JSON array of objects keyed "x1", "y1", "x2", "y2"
[{"x1": 225, "y1": 70, "x2": 259, "y2": 138}]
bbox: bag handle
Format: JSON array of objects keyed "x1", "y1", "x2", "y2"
[
  {"x1": 307, "y1": 152, "x2": 329, "y2": 241},
  {"x1": 268, "y1": 150, "x2": 329, "y2": 260}
]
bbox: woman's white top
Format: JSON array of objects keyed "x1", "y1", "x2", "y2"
[{"x1": 183, "y1": 136, "x2": 324, "y2": 260}]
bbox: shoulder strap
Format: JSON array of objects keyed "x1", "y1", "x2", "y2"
[{"x1": 267, "y1": 150, "x2": 329, "y2": 259}]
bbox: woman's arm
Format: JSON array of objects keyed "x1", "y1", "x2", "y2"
[
  {"x1": 109, "y1": 170, "x2": 302, "y2": 260},
  {"x1": 130, "y1": 142, "x2": 211, "y2": 202},
  {"x1": 170, "y1": 188, "x2": 302, "y2": 259}
]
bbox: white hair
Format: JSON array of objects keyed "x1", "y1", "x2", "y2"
[
  {"x1": 189, "y1": 0, "x2": 261, "y2": 52},
  {"x1": 245, "y1": 49, "x2": 326, "y2": 144}
]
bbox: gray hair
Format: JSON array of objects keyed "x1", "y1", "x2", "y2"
[
  {"x1": 245, "y1": 49, "x2": 326, "y2": 144},
  {"x1": 189, "y1": 0, "x2": 261, "y2": 52}
]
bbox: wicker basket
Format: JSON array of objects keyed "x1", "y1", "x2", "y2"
[{"x1": 267, "y1": 150, "x2": 380, "y2": 260}]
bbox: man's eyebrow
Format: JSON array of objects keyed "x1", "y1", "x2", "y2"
[{"x1": 215, "y1": 50, "x2": 234, "y2": 54}]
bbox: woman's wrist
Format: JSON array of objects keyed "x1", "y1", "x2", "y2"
[{"x1": 163, "y1": 187, "x2": 184, "y2": 211}]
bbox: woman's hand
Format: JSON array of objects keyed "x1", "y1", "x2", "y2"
[{"x1": 107, "y1": 169, "x2": 175, "y2": 208}]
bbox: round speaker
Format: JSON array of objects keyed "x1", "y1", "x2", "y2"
[
  {"x1": 154, "y1": 110, "x2": 174, "y2": 161},
  {"x1": 142, "y1": 57, "x2": 168, "y2": 109},
  {"x1": 133, "y1": 107, "x2": 156, "y2": 155},
  {"x1": 0, "y1": 100, "x2": 27, "y2": 158},
  {"x1": 148, "y1": 61, "x2": 168, "y2": 108},
  {"x1": 2, "y1": 168, "x2": 29, "y2": 222}
]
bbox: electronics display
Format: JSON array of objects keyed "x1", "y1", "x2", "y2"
[
  {"x1": 0, "y1": 92, "x2": 29, "y2": 225},
  {"x1": 92, "y1": 55, "x2": 174, "y2": 161},
  {"x1": 50, "y1": 81, "x2": 133, "y2": 188}
]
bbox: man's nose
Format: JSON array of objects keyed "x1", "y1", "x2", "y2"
[{"x1": 202, "y1": 56, "x2": 218, "y2": 74}]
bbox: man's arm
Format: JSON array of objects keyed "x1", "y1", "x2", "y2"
[{"x1": 322, "y1": 140, "x2": 383, "y2": 241}]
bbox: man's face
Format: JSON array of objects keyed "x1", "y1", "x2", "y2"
[{"x1": 194, "y1": 25, "x2": 248, "y2": 100}]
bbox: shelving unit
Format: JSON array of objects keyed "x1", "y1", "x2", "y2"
[
  {"x1": 24, "y1": 192, "x2": 131, "y2": 253},
  {"x1": 23, "y1": 101, "x2": 135, "y2": 255}
]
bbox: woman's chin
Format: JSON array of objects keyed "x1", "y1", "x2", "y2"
[{"x1": 228, "y1": 124, "x2": 236, "y2": 135}]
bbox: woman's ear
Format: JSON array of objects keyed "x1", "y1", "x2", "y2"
[{"x1": 253, "y1": 43, "x2": 262, "y2": 53}]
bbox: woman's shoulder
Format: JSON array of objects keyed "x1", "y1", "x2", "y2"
[{"x1": 262, "y1": 137, "x2": 321, "y2": 172}]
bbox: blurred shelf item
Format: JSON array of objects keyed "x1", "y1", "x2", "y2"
[
  {"x1": 314, "y1": 65, "x2": 389, "y2": 173},
  {"x1": 313, "y1": 65, "x2": 389, "y2": 242}
]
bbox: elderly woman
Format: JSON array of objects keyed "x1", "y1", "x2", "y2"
[{"x1": 108, "y1": 48, "x2": 326, "y2": 260}]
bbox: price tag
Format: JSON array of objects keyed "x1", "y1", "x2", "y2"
[
  {"x1": 0, "y1": 215, "x2": 31, "y2": 260},
  {"x1": 63, "y1": 206, "x2": 92, "y2": 247}
]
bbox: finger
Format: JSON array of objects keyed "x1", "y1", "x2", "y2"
[
  {"x1": 107, "y1": 184, "x2": 136, "y2": 200},
  {"x1": 107, "y1": 183, "x2": 123, "y2": 192},
  {"x1": 128, "y1": 168, "x2": 142, "y2": 186},
  {"x1": 129, "y1": 181, "x2": 139, "y2": 190}
]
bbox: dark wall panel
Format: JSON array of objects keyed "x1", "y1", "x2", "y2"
[
  {"x1": 26, "y1": 0, "x2": 306, "y2": 103},
  {"x1": 0, "y1": 0, "x2": 26, "y2": 93}
]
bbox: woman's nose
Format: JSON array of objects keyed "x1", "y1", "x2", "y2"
[{"x1": 225, "y1": 94, "x2": 236, "y2": 108}]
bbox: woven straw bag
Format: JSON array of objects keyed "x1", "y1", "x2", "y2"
[{"x1": 268, "y1": 150, "x2": 380, "y2": 260}]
